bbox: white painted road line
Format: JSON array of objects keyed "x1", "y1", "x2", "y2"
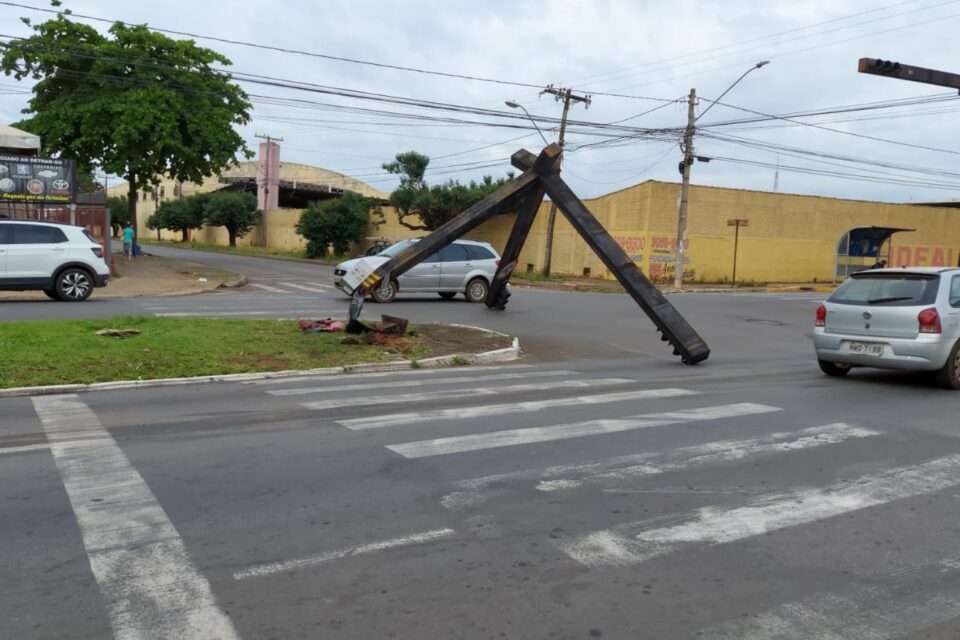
[
  {"x1": 270, "y1": 370, "x2": 575, "y2": 396},
  {"x1": 32, "y1": 395, "x2": 240, "y2": 640},
  {"x1": 439, "y1": 423, "x2": 879, "y2": 511},
  {"x1": 388, "y1": 402, "x2": 780, "y2": 459},
  {"x1": 300, "y1": 378, "x2": 636, "y2": 411},
  {"x1": 233, "y1": 528, "x2": 456, "y2": 581},
  {"x1": 0, "y1": 443, "x2": 49, "y2": 455},
  {"x1": 699, "y1": 564, "x2": 960, "y2": 639},
  {"x1": 535, "y1": 423, "x2": 881, "y2": 492},
  {"x1": 560, "y1": 452, "x2": 960, "y2": 568},
  {"x1": 248, "y1": 282, "x2": 288, "y2": 293},
  {"x1": 341, "y1": 388, "x2": 699, "y2": 430},
  {"x1": 279, "y1": 282, "x2": 332, "y2": 292},
  {"x1": 248, "y1": 363, "x2": 535, "y2": 386}
]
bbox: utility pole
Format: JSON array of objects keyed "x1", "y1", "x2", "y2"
[
  {"x1": 255, "y1": 133, "x2": 283, "y2": 247},
  {"x1": 674, "y1": 88, "x2": 697, "y2": 289},
  {"x1": 672, "y1": 61, "x2": 768, "y2": 290},
  {"x1": 540, "y1": 85, "x2": 591, "y2": 277}
]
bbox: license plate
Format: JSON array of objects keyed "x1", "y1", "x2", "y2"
[{"x1": 848, "y1": 341, "x2": 883, "y2": 356}]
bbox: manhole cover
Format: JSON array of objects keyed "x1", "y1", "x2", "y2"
[{"x1": 746, "y1": 318, "x2": 786, "y2": 326}]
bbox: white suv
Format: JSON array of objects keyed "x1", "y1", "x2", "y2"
[{"x1": 0, "y1": 220, "x2": 110, "y2": 301}]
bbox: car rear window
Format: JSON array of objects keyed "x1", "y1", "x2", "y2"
[
  {"x1": 82, "y1": 228, "x2": 97, "y2": 243},
  {"x1": 828, "y1": 273, "x2": 940, "y2": 306},
  {"x1": 10, "y1": 224, "x2": 68, "y2": 244},
  {"x1": 466, "y1": 244, "x2": 496, "y2": 260}
]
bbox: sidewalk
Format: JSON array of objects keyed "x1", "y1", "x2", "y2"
[{"x1": 0, "y1": 253, "x2": 245, "y2": 301}]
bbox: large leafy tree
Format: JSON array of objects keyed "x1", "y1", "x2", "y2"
[
  {"x1": 148, "y1": 197, "x2": 205, "y2": 241},
  {"x1": 0, "y1": 3, "x2": 252, "y2": 236},
  {"x1": 204, "y1": 191, "x2": 258, "y2": 247},
  {"x1": 382, "y1": 151, "x2": 514, "y2": 231},
  {"x1": 296, "y1": 192, "x2": 378, "y2": 258}
]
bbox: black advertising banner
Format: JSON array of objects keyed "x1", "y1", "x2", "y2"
[{"x1": 0, "y1": 155, "x2": 76, "y2": 204}]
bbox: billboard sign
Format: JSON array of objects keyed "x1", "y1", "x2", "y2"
[{"x1": 0, "y1": 155, "x2": 76, "y2": 203}]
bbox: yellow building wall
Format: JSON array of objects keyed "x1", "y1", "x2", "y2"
[{"x1": 112, "y1": 176, "x2": 960, "y2": 284}]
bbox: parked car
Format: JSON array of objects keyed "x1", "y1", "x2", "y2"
[
  {"x1": 334, "y1": 238, "x2": 501, "y2": 303},
  {"x1": 0, "y1": 220, "x2": 110, "y2": 301},
  {"x1": 813, "y1": 267, "x2": 960, "y2": 388}
]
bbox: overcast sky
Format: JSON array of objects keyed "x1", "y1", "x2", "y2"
[{"x1": 1, "y1": 0, "x2": 959, "y2": 203}]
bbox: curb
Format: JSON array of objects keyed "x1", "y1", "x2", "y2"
[{"x1": 0, "y1": 327, "x2": 522, "y2": 399}]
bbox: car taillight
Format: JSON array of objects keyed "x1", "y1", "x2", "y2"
[
  {"x1": 815, "y1": 304, "x2": 826, "y2": 328},
  {"x1": 90, "y1": 246, "x2": 103, "y2": 258},
  {"x1": 918, "y1": 307, "x2": 942, "y2": 334}
]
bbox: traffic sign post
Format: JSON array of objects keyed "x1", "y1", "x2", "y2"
[{"x1": 727, "y1": 218, "x2": 749, "y2": 284}]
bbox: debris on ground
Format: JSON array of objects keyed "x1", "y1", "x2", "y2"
[
  {"x1": 298, "y1": 318, "x2": 345, "y2": 333},
  {"x1": 95, "y1": 328, "x2": 142, "y2": 338}
]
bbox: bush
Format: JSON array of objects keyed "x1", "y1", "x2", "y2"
[
  {"x1": 296, "y1": 192, "x2": 377, "y2": 258},
  {"x1": 150, "y1": 198, "x2": 205, "y2": 241}
]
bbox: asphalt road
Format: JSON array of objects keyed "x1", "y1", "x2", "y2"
[{"x1": 3, "y1": 246, "x2": 960, "y2": 639}]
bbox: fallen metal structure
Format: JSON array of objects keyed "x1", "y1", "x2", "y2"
[{"x1": 343, "y1": 144, "x2": 710, "y2": 364}]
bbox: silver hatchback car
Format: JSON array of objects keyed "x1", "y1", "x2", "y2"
[
  {"x1": 334, "y1": 238, "x2": 501, "y2": 303},
  {"x1": 813, "y1": 267, "x2": 960, "y2": 388}
]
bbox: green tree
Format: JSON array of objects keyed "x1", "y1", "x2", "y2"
[
  {"x1": 204, "y1": 191, "x2": 258, "y2": 247},
  {"x1": 296, "y1": 192, "x2": 377, "y2": 258},
  {"x1": 382, "y1": 151, "x2": 514, "y2": 231},
  {"x1": 0, "y1": 4, "x2": 252, "y2": 237},
  {"x1": 107, "y1": 195, "x2": 130, "y2": 236},
  {"x1": 152, "y1": 198, "x2": 205, "y2": 241}
]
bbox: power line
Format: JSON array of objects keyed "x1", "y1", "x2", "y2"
[{"x1": 0, "y1": 1, "x2": 676, "y2": 102}]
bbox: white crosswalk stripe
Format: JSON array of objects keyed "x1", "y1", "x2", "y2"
[
  {"x1": 387, "y1": 402, "x2": 780, "y2": 459},
  {"x1": 271, "y1": 370, "x2": 576, "y2": 396},
  {"x1": 698, "y1": 562, "x2": 960, "y2": 639},
  {"x1": 248, "y1": 363, "x2": 536, "y2": 385},
  {"x1": 278, "y1": 282, "x2": 332, "y2": 292},
  {"x1": 248, "y1": 282, "x2": 288, "y2": 293},
  {"x1": 299, "y1": 378, "x2": 636, "y2": 411},
  {"x1": 440, "y1": 423, "x2": 881, "y2": 511},
  {"x1": 340, "y1": 387, "x2": 698, "y2": 430},
  {"x1": 559, "y1": 452, "x2": 960, "y2": 568}
]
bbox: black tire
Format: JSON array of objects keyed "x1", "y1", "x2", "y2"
[
  {"x1": 438, "y1": 292, "x2": 457, "y2": 300},
  {"x1": 371, "y1": 279, "x2": 397, "y2": 304},
  {"x1": 818, "y1": 359, "x2": 851, "y2": 377},
  {"x1": 42, "y1": 288, "x2": 58, "y2": 300},
  {"x1": 934, "y1": 341, "x2": 960, "y2": 390},
  {"x1": 54, "y1": 268, "x2": 94, "y2": 302},
  {"x1": 464, "y1": 277, "x2": 489, "y2": 303}
]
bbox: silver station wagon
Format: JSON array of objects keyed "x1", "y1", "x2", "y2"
[{"x1": 813, "y1": 267, "x2": 960, "y2": 388}]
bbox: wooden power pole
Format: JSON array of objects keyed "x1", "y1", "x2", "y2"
[{"x1": 540, "y1": 85, "x2": 590, "y2": 277}]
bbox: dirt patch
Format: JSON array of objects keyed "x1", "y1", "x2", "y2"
[{"x1": 412, "y1": 324, "x2": 513, "y2": 357}]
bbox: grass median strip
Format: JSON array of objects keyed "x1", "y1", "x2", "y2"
[{"x1": 0, "y1": 316, "x2": 428, "y2": 389}]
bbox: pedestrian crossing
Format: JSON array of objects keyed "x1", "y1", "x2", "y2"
[
  {"x1": 12, "y1": 362, "x2": 960, "y2": 639},
  {"x1": 255, "y1": 362, "x2": 960, "y2": 638}
]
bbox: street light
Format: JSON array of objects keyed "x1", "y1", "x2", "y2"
[
  {"x1": 504, "y1": 100, "x2": 550, "y2": 147},
  {"x1": 673, "y1": 60, "x2": 769, "y2": 289}
]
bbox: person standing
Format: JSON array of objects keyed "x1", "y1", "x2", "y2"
[{"x1": 122, "y1": 223, "x2": 135, "y2": 262}]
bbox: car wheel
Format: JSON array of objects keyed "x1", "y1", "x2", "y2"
[
  {"x1": 935, "y1": 341, "x2": 960, "y2": 390},
  {"x1": 818, "y1": 359, "x2": 851, "y2": 377},
  {"x1": 55, "y1": 268, "x2": 93, "y2": 302},
  {"x1": 464, "y1": 277, "x2": 489, "y2": 303},
  {"x1": 438, "y1": 292, "x2": 457, "y2": 300},
  {"x1": 371, "y1": 279, "x2": 397, "y2": 304},
  {"x1": 42, "y1": 288, "x2": 58, "y2": 300}
]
